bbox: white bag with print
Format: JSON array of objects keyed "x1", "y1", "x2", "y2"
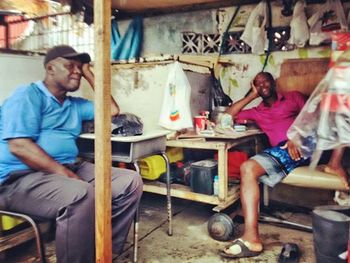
[
  {"x1": 158, "y1": 62, "x2": 193, "y2": 131},
  {"x1": 308, "y1": 0, "x2": 348, "y2": 45}
]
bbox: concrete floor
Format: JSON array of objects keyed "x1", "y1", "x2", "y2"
[{"x1": 4, "y1": 192, "x2": 318, "y2": 263}]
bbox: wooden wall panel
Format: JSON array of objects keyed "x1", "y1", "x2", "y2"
[{"x1": 277, "y1": 58, "x2": 329, "y2": 96}]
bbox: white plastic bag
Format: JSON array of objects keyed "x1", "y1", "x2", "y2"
[
  {"x1": 158, "y1": 62, "x2": 193, "y2": 131},
  {"x1": 288, "y1": 0, "x2": 309, "y2": 48},
  {"x1": 308, "y1": 0, "x2": 348, "y2": 46},
  {"x1": 240, "y1": 1, "x2": 268, "y2": 54}
]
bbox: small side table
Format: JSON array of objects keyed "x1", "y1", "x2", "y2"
[{"x1": 77, "y1": 130, "x2": 172, "y2": 263}]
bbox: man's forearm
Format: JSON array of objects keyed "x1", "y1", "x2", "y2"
[
  {"x1": 227, "y1": 93, "x2": 257, "y2": 117},
  {"x1": 8, "y1": 138, "x2": 78, "y2": 178},
  {"x1": 83, "y1": 64, "x2": 120, "y2": 116}
]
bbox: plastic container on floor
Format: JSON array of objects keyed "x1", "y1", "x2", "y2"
[{"x1": 138, "y1": 155, "x2": 166, "y2": 180}]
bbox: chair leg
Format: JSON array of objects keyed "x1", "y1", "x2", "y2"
[
  {"x1": 0, "y1": 211, "x2": 46, "y2": 263},
  {"x1": 259, "y1": 185, "x2": 313, "y2": 232},
  {"x1": 259, "y1": 214, "x2": 313, "y2": 232},
  {"x1": 20, "y1": 214, "x2": 46, "y2": 263},
  {"x1": 131, "y1": 161, "x2": 140, "y2": 263},
  {"x1": 131, "y1": 152, "x2": 172, "y2": 263},
  {"x1": 160, "y1": 153, "x2": 172, "y2": 236},
  {"x1": 133, "y1": 209, "x2": 139, "y2": 263}
]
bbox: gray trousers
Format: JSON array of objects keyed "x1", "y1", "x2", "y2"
[{"x1": 0, "y1": 161, "x2": 143, "y2": 263}]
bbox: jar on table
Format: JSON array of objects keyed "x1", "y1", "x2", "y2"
[
  {"x1": 211, "y1": 106, "x2": 233, "y2": 128},
  {"x1": 211, "y1": 106, "x2": 227, "y2": 125}
]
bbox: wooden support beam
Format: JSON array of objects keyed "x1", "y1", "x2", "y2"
[{"x1": 93, "y1": 0, "x2": 112, "y2": 262}]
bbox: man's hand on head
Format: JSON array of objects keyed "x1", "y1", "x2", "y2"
[
  {"x1": 82, "y1": 63, "x2": 93, "y2": 80},
  {"x1": 247, "y1": 81, "x2": 259, "y2": 99}
]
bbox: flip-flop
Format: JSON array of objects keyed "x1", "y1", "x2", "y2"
[
  {"x1": 219, "y1": 238, "x2": 263, "y2": 259},
  {"x1": 278, "y1": 242, "x2": 300, "y2": 263}
]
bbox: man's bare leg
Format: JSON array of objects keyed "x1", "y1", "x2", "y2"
[{"x1": 223, "y1": 159, "x2": 266, "y2": 255}]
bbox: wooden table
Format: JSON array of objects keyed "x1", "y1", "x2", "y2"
[
  {"x1": 144, "y1": 129, "x2": 263, "y2": 212},
  {"x1": 78, "y1": 129, "x2": 262, "y2": 228}
]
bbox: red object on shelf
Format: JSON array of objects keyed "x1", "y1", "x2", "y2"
[
  {"x1": 214, "y1": 151, "x2": 248, "y2": 179},
  {"x1": 0, "y1": 15, "x2": 29, "y2": 47}
]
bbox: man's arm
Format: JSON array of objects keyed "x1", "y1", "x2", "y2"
[
  {"x1": 8, "y1": 138, "x2": 79, "y2": 179},
  {"x1": 226, "y1": 83, "x2": 259, "y2": 117},
  {"x1": 82, "y1": 63, "x2": 120, "y2": 117}
]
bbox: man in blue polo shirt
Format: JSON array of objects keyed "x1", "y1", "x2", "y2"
[{"x1": 0, "y1": 45, "x2": 143, "y2": 263}]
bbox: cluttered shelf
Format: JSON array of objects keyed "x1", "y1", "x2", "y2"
[
  {"x1": 77, "y1": 128, "x2": 263, "y2": 212},
  {"x1": 163, "y1": 129, "x2": 263, "y2": 211}
]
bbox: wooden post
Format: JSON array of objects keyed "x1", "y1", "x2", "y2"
[{"x1": 93, "y1": 0, "x2": 112, "y2": 262}]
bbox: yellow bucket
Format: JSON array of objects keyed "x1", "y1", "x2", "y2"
[
  {"x1": 138, "y1": 155, "x2": 166, "y2": 180},
  {"x1": 1, "y1": 215, "x2": 24, "y2": 230},
  {"x1": 166, "y1": 147, "x2": 184, "y2": 163}
]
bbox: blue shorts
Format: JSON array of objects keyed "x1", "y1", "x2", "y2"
[{"x1": 251, "y1": 142, "x2": 310, "y2": 187}]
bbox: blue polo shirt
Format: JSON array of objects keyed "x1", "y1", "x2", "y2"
[{"x1": 0, "y1": 81, "x2": 94, "y2": 184}]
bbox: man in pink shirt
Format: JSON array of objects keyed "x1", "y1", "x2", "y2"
[{"x1": 220, "y1": 72, "x2": 309, "y2": 259}]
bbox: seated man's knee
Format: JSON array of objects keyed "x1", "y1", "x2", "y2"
[
  {"x1": 61, "y1": 179, "x2": 94, "y2": 206},
  {"x1": 130, "y1": 171, "x2": 143, "y2": 197},
  {"x1": 112, "y1": 169, "x2": 143, "y2": 198},
  {"x1": 57, "y1": 181, "x2": 94, "y2": 219},
  {"x1": 240, "y1": 160, "x2": 259, "y2": 180}
]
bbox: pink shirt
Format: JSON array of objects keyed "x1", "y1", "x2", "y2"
[{"x1": 236, "y1": 91, "x2": 306, "y2": 146}]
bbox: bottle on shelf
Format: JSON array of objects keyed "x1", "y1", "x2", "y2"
[{"x1": 213, "y1": 175, "x2": 219, "y2": 196}]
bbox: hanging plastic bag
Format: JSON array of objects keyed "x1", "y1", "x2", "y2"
[
  {"x1": 329, "y1": 32, "x2": 350, "y2": 68},
  {"x1": 287, "y1": 71, "x2": 330, "y2": 159},
  {"x1": 240, "y1": 1, "x2": 268, "y2": 54},
  {"x1": 308, "y1": 0, "x2": 348, "y2": 46},
  {"x1": 288, "y1": 0, "x2": 309, "y2": 48},
  {"x1": 210, "y1": 68, "x2": 232, "y2": 107},
  {"x1": 287, "y1": 53, "x2": 350, "y2": 167},
  {"x1": 158, "y1": 62, "x2": 193, "y2": 131}
]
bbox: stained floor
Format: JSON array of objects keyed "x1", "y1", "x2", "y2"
[{"x1": 2, "y1": 191, "x2": 323, "y2": 263}]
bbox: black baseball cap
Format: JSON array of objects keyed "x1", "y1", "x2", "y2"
[{"x1": 44, "y1": 45, "x2": 91, "y2": 65}]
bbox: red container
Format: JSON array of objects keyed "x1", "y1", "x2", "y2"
[{"x1": 214, "y1": 151, "x2": 248, "y2": 179}]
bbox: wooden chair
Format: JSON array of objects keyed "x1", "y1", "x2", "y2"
[
  {"x1": 0, "y1": 210, "x2": 50, "y2": 263},
  {"x1": 258, "y1": 58, "x2": 348, "y2": 231}
]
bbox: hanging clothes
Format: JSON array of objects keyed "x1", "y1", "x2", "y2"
[{"x1": 111, "y1": 16, "x2": 143, "y2": 61}]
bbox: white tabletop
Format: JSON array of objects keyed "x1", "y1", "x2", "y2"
[{"x1": 79, "y1": 129, "x2": 171, "y2": 142}]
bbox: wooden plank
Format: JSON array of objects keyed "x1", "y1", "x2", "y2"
[
  {"x1": 166, "y1": 139, "x2": 227, "y2": 149},
  {"x1": 143, "y1": 182, "x2": 240, "y2": 207},
  {"x1": 277, "y1": 58, "x2": 329, "y2": 96},
  {"x1": 276, "y1": 74, "x2": 326, "y2": 96},
  {"x1": 93, "y1": 0, "x2": 112, "y2": 262},
  {"x1": 0, "y1": 222, "x2": 51, "y2": 253},
  {"x1": 166, "y1": 135, "x2": 260, "y2": 150},
  {"x1": 279, "y1": 58, "x2": 329, "y2": 77}
]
